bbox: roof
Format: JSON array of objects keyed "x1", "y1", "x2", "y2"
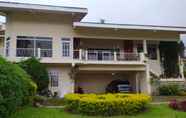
[
  {"x1": 74, "y1": 22, "x2": 186, "y2": 32},
  {"x1": 0, "y1": 1, "x2": 88, "y2": 22}
]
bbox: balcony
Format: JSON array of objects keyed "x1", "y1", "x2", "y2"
[
  {"x1": 74, "y1": 49, "x2": 141, "y2": 61},
  {"x1": 4, "y1": 48, "x2": 146, "y2": 65}
]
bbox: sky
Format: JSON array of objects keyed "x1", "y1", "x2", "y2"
[
  {"x1": 0, "y1": 0, "x2": 186, "y2": 41},
  {"x1": 0, "y1": 0, "x2": 186, "y2": 27}
]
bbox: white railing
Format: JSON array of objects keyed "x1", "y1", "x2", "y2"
[
  {"x1": 116, "y1": 52, "x2": 140, "y2": 61},
  {"x1": 16, "y1": 48, "x2": 35, "y2": 57},
  {"x1": 5, "y1": 48, "x2": 144, "y2": 62},
  {"x1": 73, "y1": 49, "x2": 142, "y2": 62},
  {"x1": 39, "y1": 49, "x2": 52, "y2": 58},
  {"x1": 87, "y1": 50, "x2": 114, "y2": 61},
  {"x1": 16, "y1": 48, "x2": 52, "y2": 58}
]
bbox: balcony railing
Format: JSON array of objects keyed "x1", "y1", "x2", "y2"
[
  {"x1": 3, "y1": 48, "x2": 145, "y2": 62},
  {"x1": 16, "y1": 48, "x2": 52, "y2": 57},
  {"x1": 74, "y1": 49, "x2": 142, "y2": 62}
]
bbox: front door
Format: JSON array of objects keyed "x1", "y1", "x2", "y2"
[{"x1": 124, "y1": 40, "x2": 133, "y2": 53}]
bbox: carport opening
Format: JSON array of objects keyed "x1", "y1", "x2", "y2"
[{"x1": 106, "y1": 79, "x2": 132, "y2": 93}]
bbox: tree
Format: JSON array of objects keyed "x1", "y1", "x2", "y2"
[
  {"x1": 159, "y1": 41, "x2": 184, "y2": 78},
  {"x1": 0, "y1": 57, "x2": 37, "y2": 118},
  {"x1": 18, "y1": 57, "x2": 49, "y2": 93}
]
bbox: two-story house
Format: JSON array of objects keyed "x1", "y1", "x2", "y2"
[{"x1": 0, "y1": 2, "x2": 185, "y2": 97}]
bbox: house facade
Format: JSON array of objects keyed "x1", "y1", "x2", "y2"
[{"x1": 0, "y1": 2, "x2": 185, "y2": 97}]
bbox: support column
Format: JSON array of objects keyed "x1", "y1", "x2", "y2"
[
  {"x1": 143, "y1": 40, "x2": 147, "y2": 54},
  {"x1": 85, "y1": 50, "x2": 88, "y2": 61},
  {"x1": 135, "y1": 72, "x2": 140, "y2": 93},
  {"x1": 79, "y1": 49, "x2": 82, "y2": 60},
  {"x1": 114, "y1": 51, "x2": 117, "y2": 61},
  {"x1": 145, "y1": 63, "x2": 152, "y2": 95}
]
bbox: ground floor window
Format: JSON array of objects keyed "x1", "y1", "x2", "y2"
[
  {"x1": 48, "y1": 71, "x2": 59, "y2": 87},
  {"x1": 5, "y1": 38, "x2": 10, "y2": 57}
]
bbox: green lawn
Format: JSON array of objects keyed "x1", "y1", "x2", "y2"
[{"x1": 11, "y1": 105, "x2": 186, "y2": 118}]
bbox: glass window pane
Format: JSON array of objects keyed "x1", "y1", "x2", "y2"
[
  {"x1": 36, "y1": 40, "x2": 52, "y2": 49},
  {"x1": 17, "y1": 40, "x2": 34, "y2": 48},
  {"x1": 16, "y1": 40, "x2": 34, "y2": 57},
  {"x1": 49, "y1": 71, "x2": 59, "y2": 87},
  {"x1": 16, "y1": 36, "x2": 53, "y2": 57},
  {"x1": 62, "y1": 39, "x2": 70, "y2": 57},
  {"x1": 147, "y1": 44, "x2": 157, "y2": 60},
  {"x1": 36, "y1": 40, "x2": 52, "y2": 57}
]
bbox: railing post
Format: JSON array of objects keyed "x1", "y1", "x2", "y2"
[
  {"x1": 79, "y1": 49, "x2": 82, "y2": 60},
  {"x1": 114, "y1": 51, "x2": 117, "y2": 61},
  {"x1": 143, "y1": 40, "x2": 147, "y2": 54},
  {"x1": 85, "y1": 50, "x2": 88, "y2": 61},
  {"x1": 179, "y1": 56, "x2": 184, "y2": 79},
  {"x1": 140, "y1": 52, "x2": 145, "y2": 62},
  {"x1": 38, "y1": 48, "x2": 41, "y2": 58}
]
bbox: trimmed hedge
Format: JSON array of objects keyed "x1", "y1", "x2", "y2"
[
  {"x1": 0, "y1": 57, "x2": 37, "y2": 118},
  {"x1": 159, "y1": 84, "x2": 181, "y2": 96},
  {"x1": 64, "y1": 93, "x2": 151, "y2": 116}
]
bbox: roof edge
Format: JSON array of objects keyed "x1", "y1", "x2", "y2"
[
  {"x1": 0, "y1": 1, "x2": 88, "y2": 13},
  {"x1": 74, "y1": 22, "x2": 186, "y2": 32}
]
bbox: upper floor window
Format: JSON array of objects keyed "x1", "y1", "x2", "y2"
[
  {"x1": 16, "y1": 36, "x2": 52, "y2": 57},
  {"x1": 147, "y1": 44, "x2": 157, "y2": 60},
  {"x1": 62, "y1": 38, "x2": 71, "y2": 57}
]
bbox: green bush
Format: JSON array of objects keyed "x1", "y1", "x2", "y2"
[
  {"x1": 64, "y1": 93, "x2": 151, "y2": 116},
  {"x1": 18, "y1": 57, "x2": 49, "y2": 93},
  {"x1": 159, "y1": 84, "x2": 181, "y2": 96},
  {"x1": 0, "y1": 57, "x2": 37, "y2": 118}
]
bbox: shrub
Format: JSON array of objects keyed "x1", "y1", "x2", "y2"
[
  {"x1": 158, "y1": 84, "x2": 181, "y2": 96},
  {"x1": 18, "y1": 57, "x2": 49, "y2": 93},
  {"x1": 169, "y1": 100, "x2": 186, "y2": 112},
  {"x1": 169, "y1": 100, "x2": 178, "y2": 110},
  {"x1": 0, "y1": 57, "x2": 37, "y2": 118},
  {"x1": 64, "y1": 93, "x2": 151, "y2": 116},
  {"x1": 178, "y1": 91, "x2": 186, "y2": 96},
  {"x1": 179, "y1": 101, "x2": 186, "y2": 111}
]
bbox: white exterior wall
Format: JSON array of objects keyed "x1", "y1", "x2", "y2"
[
  {"x1": 5, "y1": 12, "x2": 74, "y2": 60},
  {"x1": 47, "y1": 66, "x2": 74, "y2": 98}
]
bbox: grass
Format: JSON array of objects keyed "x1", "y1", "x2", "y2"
[
  {"x1": 152, "y1": 96, "x2": 186, "y2": 102},
  {"x1": 11, "y1": 104, "x2": 186, "y2": 118}
]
